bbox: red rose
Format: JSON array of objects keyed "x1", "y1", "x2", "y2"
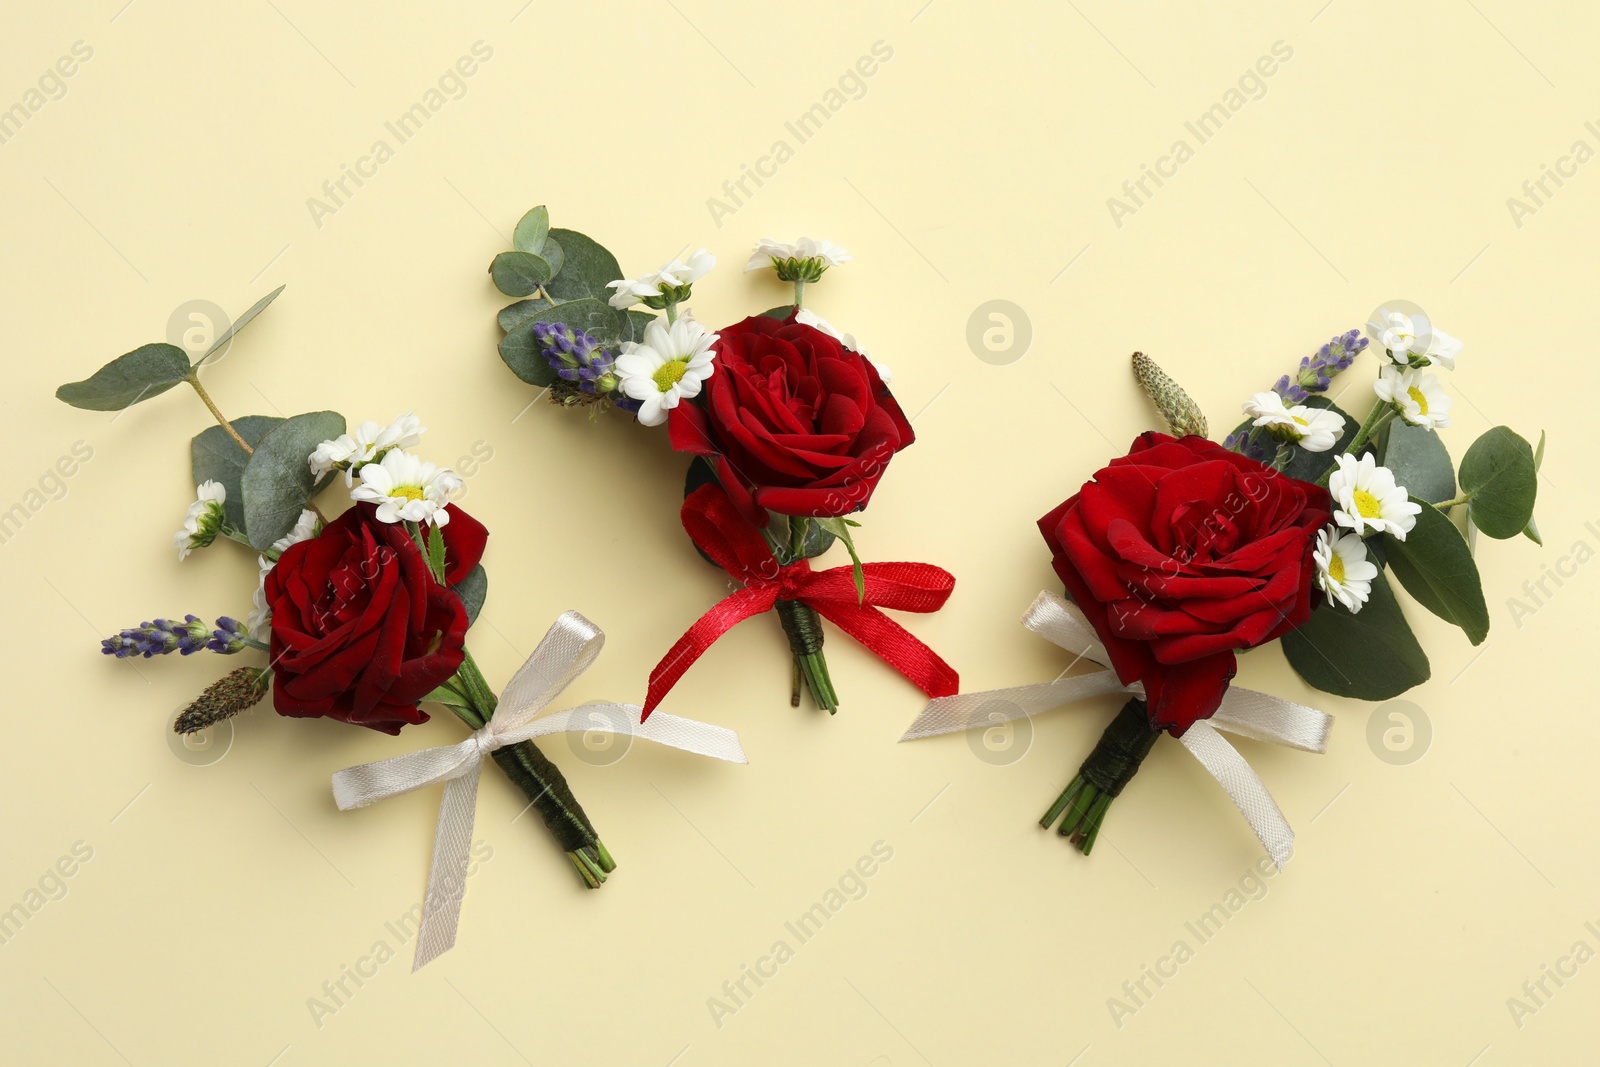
[
  {"x1": 668, "y1": 312, "x2": 914, "y2": 524},
  {"x1": 264, "y1": 502, "x2": 488, "y2": 734},
  {"x1": 1039, "y1": 432, "x2": 1330, "y2": 735}
]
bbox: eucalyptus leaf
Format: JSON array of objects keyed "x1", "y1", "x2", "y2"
[
  {"x1": 512, "y1": 206, "x2": 550, "y2": 255},
  {"x1": 624, "y1": 310, "x2": 656, "y2": 343},
  {"x1": 498, "y1": 298, "x2": 551, "y2": 333},
  {"x1": 56, "y1": 343, "x2": 192, "y2": 411},
  {"x1": 1522, "y1": 430, "x2": 1546, "y2": 544},
  {"x1": 452, "y1": 563, "x2": 487, "y2": 627},
  {"x1": 1281, "y1": 569, "x2": 1430, "y2": 699},
  {"x1": 1384, "y1": 498, "x2": 1489, "y2": 644},
  {"x1": 1460, "y1": 427, "x2": 1537, "y2": 539},
  {"x1": 240, "y1": 411, "x2": 345, "y2": 549},
  {"x1": 1379, "y1": 419, "x2": 1456, "y2": 504},
  {"x1": 498, "y1": 319, "x2": 557, "y2": 387},
  {"x1": 491, "y1": 250, "x2": 557, "y2": 297},
  {"x1": 197, "y1": 284, "x2": 286, "y2": 367},
  {"x1": 191, "y1": 415, "x2": 285, "y2": 530},
  {"x1": 541, "y1": 229, "x2": 622, "y2": 303}
]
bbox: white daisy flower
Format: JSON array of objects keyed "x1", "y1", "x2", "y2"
[
  {"x1": 605, "y1": 249, "x2": 716, "y2": 310},
  {"x1": 1373, "y1": 366, "x2": 1452, "y2": 431},
  {"x1": 309, "y1": 413, "x2": 426, "y2": 484},
  {"x1": 350, "y1": 450, "x2": 462, "y2": 526},
  {"x1": 1422, "y1": 327, "x2": 1462, "y2": 370},
  {"x1": 245, "y1": 508, "x2": 321, "y2": 639},
  {"x1": 174, "y1": 480, "x2": 228, "y2": 560},
  {"x1": 1314, "y1": 526, "x2": 1379, "y2": 613},
  {"x1": 615, "y1": 317, "x2": 719, "y2": 427},
  {"x1": 1241, "y1": 392, "x2": 1345, "y2": 452},
  {"x1": 1366, "y1": 306, "x2": 1426, "y2": 364},
  {"x1": 794, "y1": 308, "x2": 892, "y2": 383},
  {"x1": 744, "y1": 237, "x2": 852, "y2": 276},
  {"x1": 1328, "y1": 452, "x2": 1422, "y2": 539}
]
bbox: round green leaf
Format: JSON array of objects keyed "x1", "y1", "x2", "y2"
[
  {"x1": 1379, "y1": 419, "x2": 1456, "y2": 504},
  {"x1": 491, "y1": 251, "x2": 556, "y2": 297},
  {"x1": 191, "y1": 415, "x2": 285, "y2": 530},
  {"x1": 541, "y1": 229, "x2": 621, "y2": 303},
  {"x1": 452, "y1": 564, "x2": 488, "y2": 627},
  {"x1": 1460, "y1": 427, "x2": 1537, "y2": 539},
  {"x1": 240, "y1": 411, "x2": 345, "y2": 550},
  {"x1": 1384, "y1": 498, "x2": 1489, "y2": 645},
  {"x1": 57, "y1": 343, "x2": 191, "y2": 411},
  {"x1": 1281, "y1": 568, "x2": 1430, "y2": 699},
  {"x1": 512, "y1": 206, "x2": 549, "y2": 255},
  {"x1": 498, "y1": 319, "x2": 557, "y2": 387},
  {"x1": 498, "y1": 298, "x2": 551, "y2": 333}
]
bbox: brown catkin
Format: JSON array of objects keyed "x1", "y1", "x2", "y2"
[{"x1": 174, "y1": 667, "x2": 267, "y2": 734}]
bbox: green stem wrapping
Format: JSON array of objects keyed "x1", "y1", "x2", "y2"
[
  {"x1": 1040, "y1": 698, "x2": 1161, "y2": 854},
  {"x1": 774, "y1": 599, "x2": 838, "y2": 713},
  {"x1": 451, "y1": 649, "x2": 613, "y2": 886}
]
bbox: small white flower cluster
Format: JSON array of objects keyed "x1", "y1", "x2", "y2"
[
  {"x1": 173, "y1": 480, "x2": 228, "y2": 560},
  {"x1": 1242, "y1": 392, "x2": 1345, "y2": 452},
  {"x1": 1366, "y1": 306, "x2": 1458, "y2": 431},
  {"x1": 1313, "y1": 453, "x2": 1424, "y2": 613},
  {"x1": 309, "y1": 413, "x2": 462, "y2": 529},
  {"x1": 606, "y1": 249, "x2": 716, "y2": 310}
]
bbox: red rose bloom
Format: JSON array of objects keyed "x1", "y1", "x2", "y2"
[
  {"x1": 668, "y1": 311, "x2": 914, "y2": 524},
  {"x1": 264, "y1": 502, "x2": 488, "y2": 734},
  {"x1": 1039, "y1": 432, "x2": 1330, "y2": 735}
]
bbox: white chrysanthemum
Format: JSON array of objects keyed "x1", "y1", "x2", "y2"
[
  {"x1": 1241, "y1": 392, "x2": 1345, "y2": 452},
  {"x1": 1314, "y1": 526, "x2": 1379, "y2": 612},
  {"x1": 309, "y1": 413, "x2": 426, "y2": 484},
  {"x1": 350, "y1": 450, "x2": 462, "y2": 526},
  {"x1": 615, "y1": 317, "x2": 719, "y2": 427},
  {"x1": 744, "y1": 237, "x2": 852, "y2": 273},
  {"x1": 245, "y1": 508, "x2": 321, "y2": 639},
  {"x1": 1374, "y1": 366, "x2": 1452, "y2": 431},
  {"x1": 1328, "y1": 452, "x2": 1422, "y2": 539},
  {"x1": 174, "y1": 480, "x2": 228, "y2": 560},
  {"x1": 1422, "y1": 327, "x2": 1462, "y2": 370},
  {"x1": 794, "y1": 308, "x2": 892, "y2": 383},
  {"x1": 1366, "y1": 306, "x2": 1425, "y2": 364},
  {"x1": 605, "y1": 249, "x2": 716, "y2": 310}
]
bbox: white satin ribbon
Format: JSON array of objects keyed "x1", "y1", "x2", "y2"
[
  {"x1": 332, "y1": 610, "x2": 748, "y2": 970},
  {"x1": 899, "y1": 591, "x2": 1330, "y2": 868}
]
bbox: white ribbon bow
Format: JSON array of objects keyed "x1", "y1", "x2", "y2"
[
  {"x1": 332, "y1": 610, "x2": 748, "y2": 970},
  {"x1": 900, "y1": 592, "x2": 1331, "y2": 869}
]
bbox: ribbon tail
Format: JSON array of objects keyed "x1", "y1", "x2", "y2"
[
  {"x1": 509, "y1": 704, "x2": 748, "y2": 764},
  {"x1": 644, "y1": 587, "x2": 776, "y2": 717},
  {"x1": 1212, "y1": 686, "x2": 1331, "y2": 753},
  {"x1": 900, "y1": 672, "x2": 1136, "y2": 741},
  {"x1": 808, "y1": 598, "x2": 958, "y2": 699},
  {"x1": 413, "y1": 763, "x2": 483, "y2": 971},
  {"x1": 1177, "y1": 721, "x2": 1294, "y2": 870}
]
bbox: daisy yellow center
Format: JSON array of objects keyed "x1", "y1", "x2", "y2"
[
  {"x1": 653, "y1": 359, "x2": 689, "y2": 393},
  {"x1": 1353, "y1": 489, "x2": 1383, "y2": 518},
  {"x1": 1292, "y1": 416, "x2": 1309, "y2": 426},
  {"x1": 1327, "y1": 553, "x2": 1346, "y2": 583},
  {"x1": 1406, "y1": 386, "x2": 1429, "y2": 414},
  {"x1": 393, "y1": 485, "x2": 425, "y2": 502}
]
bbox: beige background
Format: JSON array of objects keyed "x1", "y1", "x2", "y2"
[{"x1": 1, "y1": 1, "x2": 1595, "y2": 1063}]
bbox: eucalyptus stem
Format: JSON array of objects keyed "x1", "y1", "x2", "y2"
[{"x1": 186, "y1": 375, "x2": 252, "y2": 454}]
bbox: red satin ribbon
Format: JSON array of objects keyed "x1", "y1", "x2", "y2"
[{"x1": 642, "y1": 484, "x2": 959, "y2": 717}]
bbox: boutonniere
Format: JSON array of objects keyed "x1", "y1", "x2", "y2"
[
  {"x1": 904, "y1": 308, "x2": 1541, "y2": 865},
  {"x1": 487, "y1": 213, "x2": 958, "y2": 717}
]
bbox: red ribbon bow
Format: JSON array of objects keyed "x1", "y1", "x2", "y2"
[{"x1": 642, "y1": 484, "x2": 959, "y2": 717}]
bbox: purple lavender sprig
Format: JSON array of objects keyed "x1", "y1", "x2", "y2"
[
  {"x1": 103, "y1": 615, "x2": 251, "y2": 658},
  {"x1": 1273, "y1": 329, "x2": 1368, "y2": 403},
  {"x1": 532, "y1": 322, "x2": 620, "y2": 397}
]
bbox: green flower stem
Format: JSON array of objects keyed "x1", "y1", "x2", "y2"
[
  {"x1": 774, "y1": 599, "x2": 839, "y2": 713},
  {"x1": 1040, "y1": 698, "x2": 1160, "y2": 855},
  {"x1": 793, "y1": 279, "x2": 806, "y2": 309},
  {"x1": 1320, "y1": 403, "x2": 1396, "y2": 486},
  {"x1": 448, "y1": 648, "x2": 613, "y2": 886}
]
